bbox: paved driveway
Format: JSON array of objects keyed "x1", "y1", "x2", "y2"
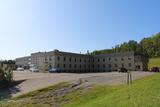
[{"x1": 0, "y1": 71, "x2": 155, "y2": 98}]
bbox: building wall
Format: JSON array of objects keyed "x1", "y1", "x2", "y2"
[
  {"x1": 43, "y1": 51, "x2": 139, "y2": 72},
  {"x1": 16, "y1": 50, "x2": 148, "y2": 72},
  {"x1": 31, "y1": 52, "x2": 46, "y2": 72},
  {"x1": 15, "y1": 56, "x2": 31, "y2": 68},
  {"x1": 53, "y1": 51, "x2": 91, "y2": 72},
  {"x1": 44, "y1": 51, "x2": 56, "y2": 71},
  {"x1": 134, "y1": 55, "x2": 148, "y2": 71},
  {"x1": 96, "y1": 52, "x2": 135, "y2": 71}
]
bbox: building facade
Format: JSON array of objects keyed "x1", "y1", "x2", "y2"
[
  {"x1": 16, "y1": 50, "x2": 148, "y2": 72},
  {"x1": 31, "y1": 50, "x2": 148, "y2": 72},
  {"x1": 15, "y1": 56, "x2": 31, "y2": 69}
]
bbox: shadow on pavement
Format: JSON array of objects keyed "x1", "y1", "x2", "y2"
[{"x1": 0, "y1": 80, "x2": 26, "y2": 100}]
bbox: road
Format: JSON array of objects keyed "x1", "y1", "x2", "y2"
[{"x1": 0, "y1": 71, "x2": 155, "y2": 98}]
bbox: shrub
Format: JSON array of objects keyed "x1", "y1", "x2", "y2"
[{"x1": 0, "y1": 64, "x2": 13, "y2": 86}]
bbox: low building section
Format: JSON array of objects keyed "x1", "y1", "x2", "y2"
[{"x1": 15, "y1": 56, "x2": 31, "y2": 69}]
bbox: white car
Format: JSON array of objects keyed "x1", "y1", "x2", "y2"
[
  {"x1": 30, "y1": 68, "x2": 39, "y2": 72},
  {"x1": 17, "y1": 67, "x2": 24, "y2": 71}
]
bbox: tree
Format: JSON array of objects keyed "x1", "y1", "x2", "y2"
[
  {"x1": 0, "y1": 64, "x2": 13, "y2": 86},
  {"x1": 91, "y1": 32, "x2": 160, "y2": 58}
]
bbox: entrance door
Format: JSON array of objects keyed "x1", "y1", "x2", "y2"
[{"x1": 136, "y1": 65, "x2": 141, "y2": 70}]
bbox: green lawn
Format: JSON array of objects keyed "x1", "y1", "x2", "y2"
[
  {"x1": 64, "y1": 73, "x2": 160, "y2": 107},
  {"x1": 148, "y1": 58, "x2": 160, "y2": 69}
]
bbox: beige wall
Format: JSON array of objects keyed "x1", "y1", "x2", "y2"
[
  {"x1": 53, "y1": 54, "x2": 91, "y2": 72},
  {"x1": 16, "y1": 56, "x2": 31, "y2": 67},
  {"x1": 50, "y1": 51, "x2": 136, "y2": 72},
  {"x1": 110, "y1": 55, "x2": 135, "y2": 71},
  {"x1": 96, "y1": 53, "x2": 135, "y2": 71},
  {"x1": 28, "y1": 50, "x2": 148, "y2": 72},
  {"x1": 31, "y1": 52, "x2": 46, "y2": 71}
]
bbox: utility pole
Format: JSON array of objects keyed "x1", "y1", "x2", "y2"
[{"x1": 127, "y1": 71, "x2": 132, "y2": 85}]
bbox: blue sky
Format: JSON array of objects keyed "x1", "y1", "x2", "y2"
[{"x1": 0, "y1": 0, "x2": 160, "y2": 59}]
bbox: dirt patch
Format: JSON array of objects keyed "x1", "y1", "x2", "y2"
[{"x1": 2, "y1": 80, "x2": 89, "y2": 107}]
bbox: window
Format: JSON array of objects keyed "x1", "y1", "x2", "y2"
[
  {"x1": 84, "y1": 59, "x2": 86, "y2": 62},
  {"x1": 74, "y1": 64, "x2": 77, "y2": 68},
  {"x1": 64, "y1": 57, "x2": 66, "y2": 61},
  {"x1": 103, "y1": 58, "x2": 105, "y2": 62},
  {"x1": 109, "y1": 58, "x2": 111, "y2": 61},
  {"x1": 79, "y1": 58, "x2": 81, "y2": 62},
  {"x1": 69, "y1": 64, "x2": 71, "y2": 68},
  {"x1": 115, "y1": 64, "x2": 118, "y2": 67},
  {"x1": 121, "y1": 58, "x2": 124, "y2": 61},
  {"x1": 93, "y1": 65, "x2": 94, "y2": 68},
  {"x1": 63, "y1": 64, "x2": 65, "y2": 68},
  {"x1": 84, "y1": 65, "x2": 86, "y2": 68},
  {"x1": 75, "y1": 58, "x2": 76, "y2": 62},
  {"x1": 69, "y1": 57, "x2": 71, "y2": 62},
  {"x1": 136, "y1": 65, "x2": 141, "y2": 69},
  {"x1": 122, "y1": 64, "x2": 124, "y2": 67},
  {"x1": 57, "y1": 56, "x2": 60, "y2": 61},
  {"x1": 45, "y1": 58, "x2": 47, "y2": 62},
  {"x1": 129, "y1": 63, "x2": 132, "y2": 67},
  {"x1": 49, "y1": 57, "x2": 52, "y2": 61},
  {"x1": 98, "y1": 59, "x2": 100, "y2": 62},
  {"x1": 93, "y1": 59, "x2": 94, "y2": 62},
  {"x1": 103, "y1": 64, "x2": 105, "y2": 68},
  {"x1": 79, "y1": 64, "x2": 81, "y2": 68},
  {"x1": 49, "y1": 65, "x2": 52, "y2": 69},
  {"x1": 57, "y1": 64, "x2": 60, "y2": 68},
  {"x1": 115, "y1": 58, "x2": 117, "y2": 61},
  {"x1": 98, "y1": 64, "x2": 100, "y2": 68},
  {"x1": 109, "y1": 64, "x2": 111, "y2": 68},
  {"x1": 128, "y1": 58, "x2": 131, "y2": 60}
]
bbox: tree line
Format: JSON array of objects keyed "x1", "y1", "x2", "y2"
[{"x1": 91, "y1": 32, "x2": 160, "y2": 58}]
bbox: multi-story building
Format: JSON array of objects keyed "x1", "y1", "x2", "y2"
[
  {"x1": 29, "y1": 50, "x2": 148, "y2": 72},
  {"x1": 15, "y1": 50, "x2": 148, "y2": 72},
  {"x1": 15, "y1": 56, "x2": 31, "y2": 69},
  {"x1": 96, "y1": 52, "x2": 148, "y2": 71}
]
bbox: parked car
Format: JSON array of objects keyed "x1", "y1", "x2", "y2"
[
  {"x1": 30, "y1": 68, "x2": 39, "y2": 72},
  {"x1": 17, "y1": 67, "x2": 24, "y2": 71},
  {"x1": 150, "y1": 67, "x2": 159, "y2": 72},
  {"x1": 118, "y1": 68, "x2": 128, "y2": 73},
  {"x1": 49, "y1": 68, "x2": 61, "y2": 73}
]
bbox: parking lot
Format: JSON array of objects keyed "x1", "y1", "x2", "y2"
[{"x1": 0, "y1": 71, "x2": 155, "y2": 98}]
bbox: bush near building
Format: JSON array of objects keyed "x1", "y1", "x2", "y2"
[{"x1": 0, "y1": 64, "x2": 13, "y2": 88}]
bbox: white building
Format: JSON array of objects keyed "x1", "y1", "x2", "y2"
[{"x1": 15, "y1": 56, "x2": 31, "y2": 69}]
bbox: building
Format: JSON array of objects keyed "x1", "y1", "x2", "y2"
[
  {"x1": 28, "y1": 50, "x2": 148, "y2": 72},
  {"x1": 30, "y1": 52, "x2": 46, "y2": 71},
  {"x1": 96, "y1": 52, "x2": 148, "y2": 71},
  {"x1": 15, "y1": 56, "x2": 31, "y2": 69}
]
